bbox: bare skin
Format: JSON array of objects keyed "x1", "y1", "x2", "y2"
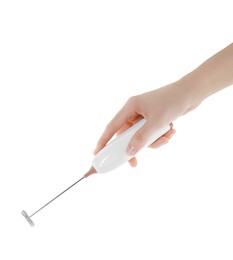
[{"x1": 94, "y1": 43, "x2": 233, "y2": 167}]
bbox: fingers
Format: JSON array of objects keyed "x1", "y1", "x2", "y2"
[
  {"x1": 126, "y1": 119, "x2": 158, "y2": 156},
  {"x1": 149, "y1": 128, "x2": 176, "y2": 148},
  {"x1": 126, "y1": 121, "x2": 175, "y2": 156},
  {"x1": 115, "y1": 117, "x2": 142, "y2": 136},
  {"x1": 128, "y1": 156, "x2": 137, "y2": 167},
  {"x1": 127, "y1": 127, "x2": 175, "y2": 167},
  {"x1": 94, "y1": 103, "x2": 138, "y2": 155},
  {"x1": 127, "y1": 128, "x2": 175, "y2": 168}
]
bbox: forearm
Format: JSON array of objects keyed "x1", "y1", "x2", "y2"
[{"x1": 182, "y1": 43, "x2": 233, "y2": 104}]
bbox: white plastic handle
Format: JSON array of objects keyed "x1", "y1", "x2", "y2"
[{"x1": 92, "y1": 119, "x2": 170, "y2": 173}]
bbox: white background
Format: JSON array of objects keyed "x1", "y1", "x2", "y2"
[{"x1": 0, "y1": 1, "x2": 233, "y2": 259}]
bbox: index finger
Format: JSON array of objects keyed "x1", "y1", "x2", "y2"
[{"x1": 93, "y1": 106, "x2": 137, "y2": 155}]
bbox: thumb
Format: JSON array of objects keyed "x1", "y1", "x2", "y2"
[{"x1": 126, "y1": 120, "x2": 156, "y2": 156}]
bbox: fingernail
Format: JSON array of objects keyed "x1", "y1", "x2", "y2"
[{"x1": 127, "y1": 144, "x2": 137, "y2": 156}]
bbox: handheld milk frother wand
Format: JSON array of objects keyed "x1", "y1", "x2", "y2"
[{"x1": 22, "y1": 119, "x2": 170, "y2": 226}]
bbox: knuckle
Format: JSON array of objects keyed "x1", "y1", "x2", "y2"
[{"x1": 127, "y1": 95, "x2": 138, "y2": 105}]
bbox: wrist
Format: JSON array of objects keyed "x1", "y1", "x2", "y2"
[{"x1": 179, "y1": 68, "x2": 211, "y2": 107}]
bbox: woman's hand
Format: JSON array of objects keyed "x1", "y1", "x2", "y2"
[
  {"x1": 94, "y1": 78, "x2": 201, "y2": 166},
  {"x1": 94, "y1": 43, "x2": 233, "y2": 167}
]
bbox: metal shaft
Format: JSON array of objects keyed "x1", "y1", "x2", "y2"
[
  {"x1": 29, "y1": 176, "x2": 85, "y2": 218},
  {"x1": 22, "y1": 166, "x2": 96, "y2": 226}
]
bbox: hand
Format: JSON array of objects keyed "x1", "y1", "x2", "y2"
[{"x1": 94, "y1": 79, "x2": 202, "y2": 166}]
